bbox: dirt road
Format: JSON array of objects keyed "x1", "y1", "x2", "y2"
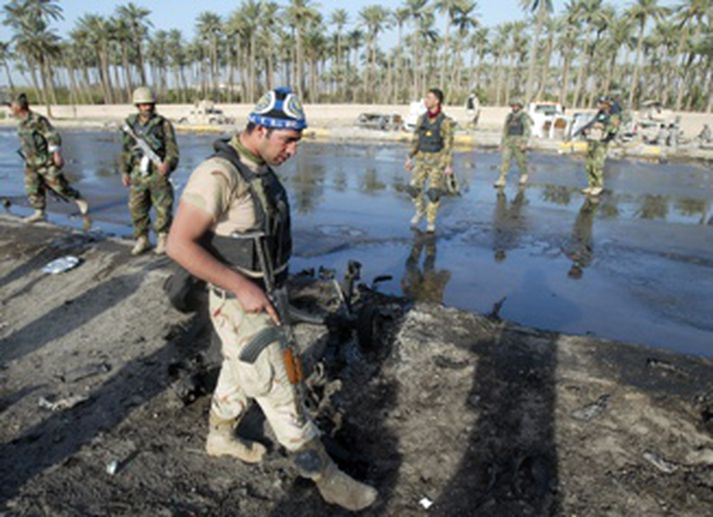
[{"x1": 0, "y1": 216, "x2": 711, "y2": 515}]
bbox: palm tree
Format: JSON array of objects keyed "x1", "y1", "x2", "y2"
[
  {"x1": 404, "y1": 0, "x2": 431, "y2": 98},
  {"x1": 330, "y1": 8, "x2": 348, "y2": 99},
  {"x1": 450, "y1": 0, "x2": 479, "y2": 99},
  {"x1": 285, "y1": 0, "x2": 321, "y2": 101},
  {"x1": 521, "y1": 0, "x2": 554, "y2": 102},
  {"x1": 75, "y1": 15, "x2": 116, "y2": 104},
  {"x1": 116, "y1": 3, "x2": 152, "y2": 86},
  {"x1": 434, "y1": 0, "x2": 462, "y2": 91},
  {"x1": 392, "y1": 7, "x2": 410, "y2": 102},
  {"x1": 166, "y1": 29, "x2": 188, "y2": 102},
  {"x1": 672, "y1": 0, "x2": 711, "y2": 110},
  {"x1": 625, "y1": 0, "x2": 669, "y2": 107},
  {"x1": 196, "y1": 11, "x2": 223, "y2": 98},
  {"x1": 0, "y1": 41, "x2": 16, "y2": 91},
  {"x1": 359, "y1": 5, "x2": 390, "y2": 102},
  {"x1": 4, "y1": 0, "x2": 64, "y2": 115}
]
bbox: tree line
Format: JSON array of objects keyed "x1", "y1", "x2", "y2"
[{"x1": 1, "y1": 0, "x2": 712, "y2": 117}]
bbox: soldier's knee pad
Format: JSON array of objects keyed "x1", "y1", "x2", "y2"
[
  {"x1": 426, "y1": 187, "x2": 443, "y2": 203},
  {"x1": 405, "y1": 185, "x2": 420, "y2": 198}
]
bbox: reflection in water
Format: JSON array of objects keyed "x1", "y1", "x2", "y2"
[
  {"x1": 290, "y1": 161, "x2": 326, "y2": 214},
  {"x1": 541, "y1": 185, "x2": 572, "y2": 206},
  {"x1": 675, "y1": 197, "x2": 709, "y2": 224},
  {"x1": 563, "y1": 198, "x2": 600, "y2": 279},
  {"x1": 401, "y1": 230, "x2": 451, "y2": 304},
  {"x1": 638, "y1": 194, "x2": 668, "y2": 220},
  {"x1": 492, "y1": 187, "x2": 528, "y2": 262},
  {"x1": 360, "y1": 167, "x2": 386, "y2": 193}
]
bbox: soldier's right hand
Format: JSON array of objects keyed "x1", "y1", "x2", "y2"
[
  {"x1": 121, "y1": 175, "x2": 131, "y2": 187},
  {"x1": 235, "y1": 282, "x2": 280, "y2": 325}
]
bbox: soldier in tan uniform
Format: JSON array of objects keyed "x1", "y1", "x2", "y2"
[{"x1": 166, "y1": 87, "x2": 377, "y2": 512}]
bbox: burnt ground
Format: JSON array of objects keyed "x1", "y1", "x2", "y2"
[{"x1": 0, "y1": 214, "x2": 711, "y2": 516}]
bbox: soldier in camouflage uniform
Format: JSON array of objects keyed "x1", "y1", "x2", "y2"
[
  {"x1": 495, "y1": 99, "x2": 532, "y2": 188},
  {"x1": 6, "y1": 93, "x2": 89, "y2": 224},
  {"x1": 405, "y1": 88, "x2": 454, "y2": 233},
  {"x1": 120, "y1": 87, "x2": 179, "y2": 255},
  {"x1": 581, "y1": 96, "x2": 620, "y2": 197}
]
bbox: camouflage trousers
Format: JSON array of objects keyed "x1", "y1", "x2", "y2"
[
  {"x1": 499, "y1": 136, "x2": 528, "y2": 177},
  {"x1": 24, "y1": 165, "x2": 81, "y2": 210},
  {"x1": 128, "y1": 173, "x2": 174, "y2": 238},
  {"x1": 409, "y1": 154, "x2": 445, "y2": 225},
  {"x1": 585, "y1": 142, "x2": 608, "y2": 188},
  {"x1": 208, "y1": 290, "x2": 319, "y2": 452}
]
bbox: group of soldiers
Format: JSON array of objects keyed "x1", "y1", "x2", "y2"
[
  {"x1": 3, "y1": 85, "x2": 624, "y2": 512},
  {"x1": 4, "y1": 88, "x2": 178, "y2": 256},
  {"x1": 405, "y1": 91, "x2": 621, "y2": 232}
]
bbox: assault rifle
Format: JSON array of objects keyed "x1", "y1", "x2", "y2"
[
  {"x1": 121, "y1": 123, "x2": 163, "y2": 172},
  {"x1": 16, "y1": 149, "x2": 69, "y2": 203},
  {"x1": 571, "y1": 111, "x2": 602, "y2": 140},
  {"x1": 235, "y1": 231, "x2": 308, "y2": 425}
]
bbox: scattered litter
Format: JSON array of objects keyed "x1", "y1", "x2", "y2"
[
  {"x1": 572, "y1": 394, "x2": 610, "y2": 421},
  {"x1": 38, "y1": 394, "x2": 90, "y2": 412},
  {"x1": 419, "y1": 497, "x2": 433, "y2": 510},
  {"x1": 643, "y1": 451, "x2": 678, "y2": 474},
  {"x1": 42, "y1": 255, "x2": 81, "y2": 275},
  {"x1": 106, "y1": 459, "x2": 120, "y2": 475},
  {"x1": 60, "y1": 362, "x2": 111, "y2": 383}
]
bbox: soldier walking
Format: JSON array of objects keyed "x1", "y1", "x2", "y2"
[
  {"x1": 166, "y1": 87, "x2": 377, "y2": 512},
  {"x1": 120, "y1": 87, "x2": 179, "y2": 255},
  {"x1": 581, "y1": 96, "x2": 619, "y2": 197},
  {"x1": 6, "y1": 93, "x2": 89, "y2": 224},
  {"x1": 495, "y1": 99, "x2": 531, "y2": 188},
  {"x1": 405, "y1": 88, "x2": 454, "y2": 233}
]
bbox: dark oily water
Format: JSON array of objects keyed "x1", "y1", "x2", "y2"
[{"x1": 1, "y1": 128, "x2": 712, "y2": 357}]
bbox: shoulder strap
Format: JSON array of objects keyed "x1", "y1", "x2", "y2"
[{"x1": 210, "y1": 138, "x2": 258, "y2": 183}]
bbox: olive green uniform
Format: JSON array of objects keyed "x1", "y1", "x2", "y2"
[
  {"x1": 584, "y1": 111, "x2": 619, "y2": 190},
  {"x1": 18, "y1": 111, "x2": 82, "y2": 209},
  {"x1": 498, "y1": 110, "x2": 531, "y2": 180},
  {"x1": 408, "y1": 113, "x2": 454, "y2": 225},
  {"x1": 120, "y1": 113, "x2": 179, "y2": 238}
]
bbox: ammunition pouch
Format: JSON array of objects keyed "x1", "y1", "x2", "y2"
[{"x1": 163, "y1": 263, "x2": 206, "y2": 313}]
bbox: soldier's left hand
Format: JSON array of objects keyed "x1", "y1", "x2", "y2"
[
  {"x1": 52, "y1": 152, "x2": 64, "y2": 168},
  {"x1": 158, "y1": 162, "x2": 170, "y2": 176},
  {"x1": 444, "y1": 166, "x2": 453, "y2": 176}
]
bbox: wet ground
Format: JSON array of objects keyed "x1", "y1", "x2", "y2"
[{"x1": 1, "y1": 128, "x2": 712, "y2": 357}]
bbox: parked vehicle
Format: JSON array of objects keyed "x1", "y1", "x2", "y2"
[{"x1": 355, "y1": 112, "x2": 404, "y2": 131}]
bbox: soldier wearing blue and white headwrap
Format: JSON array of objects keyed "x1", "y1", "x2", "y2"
[
  {"x1": 248, "y1": 87, "x2": 308, "y2": 131},
  {"x1": 167, "y1": 87, "x2": 377, "y2": 512}
]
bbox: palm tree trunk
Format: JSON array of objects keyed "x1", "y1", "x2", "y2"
[
  {"x1": 628, "y1": 23, "x2": 645, "y2": 108},
  {"x1": 525, "y1": 8, "x2": 546, "y2": 102}
]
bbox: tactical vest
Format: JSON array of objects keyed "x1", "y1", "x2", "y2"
[
  {"x1": 126, "y1": 113, "x2": 167, "y2": 165},
  {"x1": 205, "y1": 139, "x2": 292, "y2": 287},
  {"x1": 506, "y1": 112, "x2": 525, "y2": 136},
  {"x1": 417, "y1": 113, "x2": 446, "y2": 153}
]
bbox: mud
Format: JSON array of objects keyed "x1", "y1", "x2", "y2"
[{"x1": 1, "y1": 217, "x2": 712, "y2": 515}]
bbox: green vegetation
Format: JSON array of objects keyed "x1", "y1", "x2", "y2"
[{"x1": 1, "y1": 0, "x2": 712, "y2": 111}]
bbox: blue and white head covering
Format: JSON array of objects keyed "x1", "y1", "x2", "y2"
[{"x1": 248, "y1": 87, "x2": 307, "y2": 130}]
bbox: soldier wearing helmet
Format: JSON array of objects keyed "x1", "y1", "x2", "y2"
[
  {"x1": 5, "y1": 92, "x2": 90, "y2": 225},
  {"x1": 580, "y1": 95, "x2": 620, "y2": 197},
  {"x1": 165, "y1": 87, "x2": 377, "y2": 512},
  {"x1": 495, "y1": 99, "x2": 532, "y2": 188},
  {"x1": 120, "y1": 86, "x2": 179, "y2": 255}
]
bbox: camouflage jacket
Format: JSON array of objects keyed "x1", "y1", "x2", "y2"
[
  {"x1": 409, "y1": 112, "x2": 454, "y2": 169},
  {"x1": 17, "y1": 111, "x2": 62, "y2": 168},
  {"x1": 120, "y1": 113, "x2": 179, "y2": 177}
]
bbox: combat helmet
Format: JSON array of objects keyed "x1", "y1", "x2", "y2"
[
  {"x1": 132, "y1": 86, "x2": 156, "y2": 105},
  {"x1": 510, "y1": 98, "x2": 524, "y2": 108}
]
